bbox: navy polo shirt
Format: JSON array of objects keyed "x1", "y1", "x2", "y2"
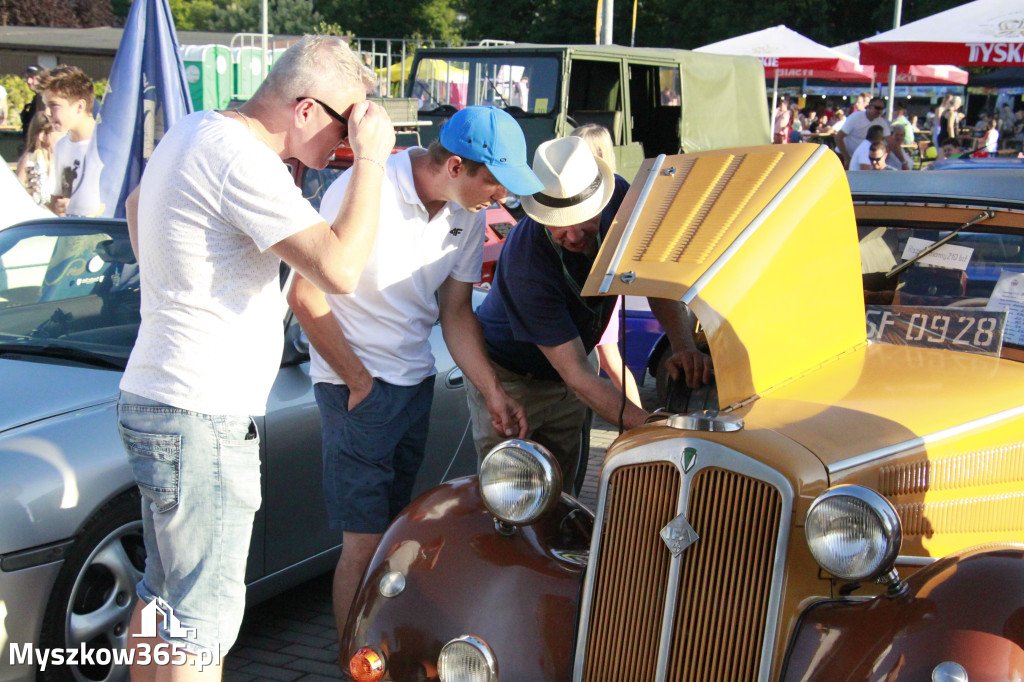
[{"x1": 477, "y1": 174, "x2": 630, "y2": 380}]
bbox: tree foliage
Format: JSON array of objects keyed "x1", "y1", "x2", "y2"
[
  {"x1": 0, "y1": 0, "x2": 115, "y2": 27},
  {"x1": 315, "y1": 0, "x2": 461, "y2": 41},
  {"x1": 0, "y1": 0, "x2": 981, "y2": 49}
]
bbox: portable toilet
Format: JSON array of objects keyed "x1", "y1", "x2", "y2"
[
  {"x1": 180, "y1": 44, "x2": 232, "y2": 110},
  {"x1": 232, "y1": 46, "x2": 265, "y2": 100}
]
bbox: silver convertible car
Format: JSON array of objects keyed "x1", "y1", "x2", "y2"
[{"x1": 0, "y1": 217, "x2": 479, "y2": 682}]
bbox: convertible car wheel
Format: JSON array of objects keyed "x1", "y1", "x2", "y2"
[{"x1": 39, "y1": 490, "x2": 144, "y2": 682}]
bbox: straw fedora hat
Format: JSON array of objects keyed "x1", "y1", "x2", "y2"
[{"x1": 521, "y1": 136, "x2": 615, "y2": 227}]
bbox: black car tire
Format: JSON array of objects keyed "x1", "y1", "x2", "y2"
[{"x1": 38, "y1": 489, "x2": 144, "y2": 682}]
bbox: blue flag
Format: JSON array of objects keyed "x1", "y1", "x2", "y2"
[{"x1": 94, "y1": 0, "x2": 193, "y2": 218}]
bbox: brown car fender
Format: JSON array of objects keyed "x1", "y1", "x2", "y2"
[
  {"x1": 782, "y1": 545, "x2": 1024, "y2": 681},
  {"x1": 343, "y1": 476, "x2": 592, "y2": 681}
]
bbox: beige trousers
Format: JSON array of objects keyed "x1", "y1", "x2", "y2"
[{"x1": 465, "y1": 361, "x2": 593, "y2": 493}]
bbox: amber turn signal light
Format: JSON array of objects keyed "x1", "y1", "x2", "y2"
[{"x1": 349, "y1": 646, "x2": 386, "y2": 682}]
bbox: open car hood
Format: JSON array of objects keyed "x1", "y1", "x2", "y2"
[{"x1": 584, "y1": 144, "x2": 866, "y2": 409}]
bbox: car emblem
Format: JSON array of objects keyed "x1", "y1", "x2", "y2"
[
  {"x1": 683, "y1": 446, "x2": 697, "y2": 473},
  {"x1": 660, "y1": 513, "x2": 699, "y2": 557}
]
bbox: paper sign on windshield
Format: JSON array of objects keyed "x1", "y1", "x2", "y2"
[
  {"x1": 866, "y1": 305, "x2": 1006, "y2": 357},
  {"x1": 900, "y1": 238, "x2": 973, "y2": 271},
  {"x1": 986, "y1": 270, "x2": 1024, "y2": 347}
]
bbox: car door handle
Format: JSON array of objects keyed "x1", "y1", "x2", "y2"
[{"x1": 445, "y1": 367, "x2": 464, "y2": 389}]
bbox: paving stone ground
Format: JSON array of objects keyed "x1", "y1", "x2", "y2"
[{"x1": 225, "y1": 381, "x2": 657, "y2": 680}]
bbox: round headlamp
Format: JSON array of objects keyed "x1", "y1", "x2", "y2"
[
  {"x1": 438, "y1": 635, "x2": 498, "y2": 682},
  {"x1": 479, "y1": 439, "x2": 561, "y2": 525},
  {"x1": 805, "y1": 485, "x2": 902, "y2": 581}
]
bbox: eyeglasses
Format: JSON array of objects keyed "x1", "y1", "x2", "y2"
[
  {"x1": 869, "y1": 155, "x2": 886, "y2": 163},
  {"x1": 296, "y1": 97, "x2": 348, "y2": 128}
]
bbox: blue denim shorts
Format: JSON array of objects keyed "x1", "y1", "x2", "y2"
[
  {"x1": 116, "y1": 391, "x2": 261, "y2": 655},
  {"x1": 316, "y1": 377, "x2": 434, "y2": 534}
]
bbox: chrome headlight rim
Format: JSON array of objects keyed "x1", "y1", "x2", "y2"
[
  {"x1": 805, "y1": 484, "x2": 902, "y2": 582},
  {"x1": 438, "y1": 634, "x2": 498, "y2": 682},
  {"x1": 479, "y1": 439, "x2": 561, "y2": 526}
]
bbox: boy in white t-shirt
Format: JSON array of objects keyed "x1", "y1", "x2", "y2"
[
  {"x1": 288, "y1": 106, "x2": 543, "y2": 661},
  {"x1": 40, "y1": 66, "x2": 102, "y2": 217}
]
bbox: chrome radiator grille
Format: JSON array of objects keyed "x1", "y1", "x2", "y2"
[{"x1": 581, "y1": 463, "x2": 782, "y2": 681}]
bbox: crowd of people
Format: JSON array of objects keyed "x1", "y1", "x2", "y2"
[{"x1": 773, "y1": 90, "x2": 1024, "y2": 170}]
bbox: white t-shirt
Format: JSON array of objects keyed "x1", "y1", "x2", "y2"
[
  {"x1": 840, "y1": 111, "x2": 891, "y2": 156},
  {"x1": 121, "y1": 111, "x2": 322, "y2": 416},
  {"x1": 309, "y1": 149, "x2": 485, "y2": 387},
  {"x1": 849, "y1": 139, "x2": 874, "y2": 170},
  {"x1": 53, "y1": 134, "x2": 104, "y2": 217}
]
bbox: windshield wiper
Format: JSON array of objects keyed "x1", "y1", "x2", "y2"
[
  {"x1": 0, "y1": 342, "x2": 125, "y2": 370},
  {"x1": 886, "y1": 209, "x2": 996, "y2": 279}
]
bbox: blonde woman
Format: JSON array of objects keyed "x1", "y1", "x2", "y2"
[{"x1": 570, "y1": 124, "x2": 642, "y2": 407}]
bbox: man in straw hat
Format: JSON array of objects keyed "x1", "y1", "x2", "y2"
[{"x1": 469, "y1": 136, "x2": 712, "y2": 491}]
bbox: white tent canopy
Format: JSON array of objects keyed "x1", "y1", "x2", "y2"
[
  {"x1": 860, "y1": 0, "x2": 1024, "y2": 67},
  {"x1": 697, "y1": 25, "x2": 869, "y2": 132}
]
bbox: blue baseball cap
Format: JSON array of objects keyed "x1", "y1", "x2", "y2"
[{"x1": 439, "y1": 106, "x2": 544, "y2": 196}]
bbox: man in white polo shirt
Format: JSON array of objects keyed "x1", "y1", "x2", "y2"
[{"x1": 287, "y1": 105, "x2": 542, "y2": 659}]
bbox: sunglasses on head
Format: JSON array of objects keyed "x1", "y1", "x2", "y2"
[{"x1": 296, "y1": 97, "x2": 348, "y2": 129}]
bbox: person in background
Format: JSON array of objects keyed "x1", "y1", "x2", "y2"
[
  {"x1": 20, "y1": 65, "x2": 46, "y2": 141},
  {"x1": 937, "y1": 95, "x2": 961, "y2": 149},
  {"x1": 886, "y1": 126, "x2": 911, "y2": 170},
  {"x1": 849, "y1": 124, "x2": 887, "y2": 170},
  {"x1": 937, "y1": 138, "x2": 960, "y2": 160},
  {"x1": 773, "y1": 96, "x2": 791, "y2": 144},
  {"x1": 891, "y1": 104, "x2": 914, "y2": 143},
  {"x1": 867, "y1": 140, "x2": 892, "y2": 170},
  {"x1": 977, "y1": 118, "x2": 999, "y2": 155},
  {"x1": 39, "y1": 65, "x2": 102, "y2": 216},
  {"x1": 848, "y1": 91, "x2": 870, "y2": 115},
  {"x1": 15, "y1": 111, "x2": 63, "y2": 208},
  {"x1": 570, "y1": 123, "x2": 641, "y2": 407},
  {"x1": 835, "y1": 96, "x2": 890, "y2": 169}
]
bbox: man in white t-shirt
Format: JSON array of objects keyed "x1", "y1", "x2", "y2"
[
  {"x1": 287, "y1": 106, "x2": 542, "y2": 658},
  {"x1": 835, "y1": 96, "x2": 891, "y2": 168},
  {"x1": 117, "y1": 35, "x2": 395, "y2": 677}
]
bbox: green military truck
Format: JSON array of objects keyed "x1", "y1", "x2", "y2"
[{"x1": 406, "y1": 43, "x2": 771, "y2": 181}]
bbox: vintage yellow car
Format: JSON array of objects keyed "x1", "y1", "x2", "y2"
[{"x1": 340, "y1": 146, "x2": 1024, "y2": 681}]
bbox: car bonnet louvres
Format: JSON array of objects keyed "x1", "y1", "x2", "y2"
[{"x1": 575, "y1": 443, "x2": 790, "y2": 682}]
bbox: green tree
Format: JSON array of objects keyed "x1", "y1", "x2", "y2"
[
  {"x1": 318, "y1": 0, "x2": 461, "y2": 41},
  {"x1": 169, "y1": 0, "x2": 218, "y2": 30}
]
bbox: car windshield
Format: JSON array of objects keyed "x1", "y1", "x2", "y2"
[
  {"x1": 411, "y1": 53, "x2": 559, "y2": 115},
  {"x1": 859, "y1": 223, "x2": 1024, "y2": 354},
  {"x1": 0, "y1": 222, "x2": 139, "y2": 367}
]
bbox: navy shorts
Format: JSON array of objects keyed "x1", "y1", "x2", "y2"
[{"x1": 315, "y1": 377, "x2": 434, "y2": 533}]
